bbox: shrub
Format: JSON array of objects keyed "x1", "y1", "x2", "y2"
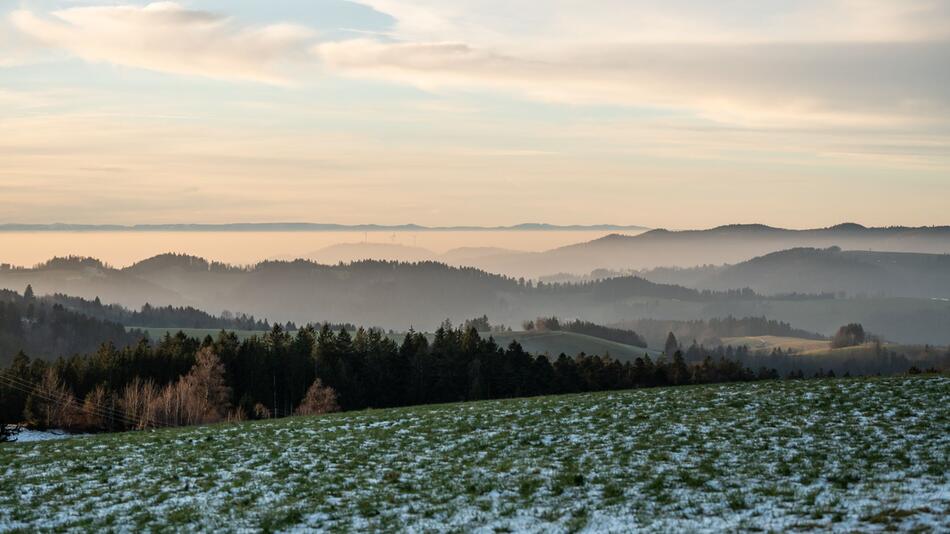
[
  {"x1": 831, "y1": 324, "x2": 866, "y2": 348},
  {"x1": 296, "y1": 379, "x2": 340, "y2": 416}
]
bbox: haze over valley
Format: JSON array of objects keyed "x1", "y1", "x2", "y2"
[
  {"x1": 2, "y1": 223, "x2": 949, "y2": 345},
  {"x1": 2, "y1": 0, "x2": 948, "y2": 530},
  {"x1": 0, "y1": 228, "x2": 641, "y2": 269}
]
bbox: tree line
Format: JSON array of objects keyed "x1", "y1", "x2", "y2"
[
  {"x1": 0, "y1": 287, "x2": 141, "y2": 366},
  {"x1": 664, "y1": 331, "x2": 948, "y2": 377},
  {"x1": 2, "y1": 322, "x2": 781, "y2": 437},
  {"x1": 523, "y1": 317, "x2": 648, "y2": 348},
  {"x1": 620, "y1": 316, "x2": 825, "y2": 348},
  {"x1": 45, "y1": 293, "x2": 270, "y2": 331}
]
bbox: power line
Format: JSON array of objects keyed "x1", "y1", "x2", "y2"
[
  {"x1": 0, "y1": 372, "x2": 170, "y2": 429},
  {"x1": 0, "y1": 375, "x2": 144, "y2": 429}
]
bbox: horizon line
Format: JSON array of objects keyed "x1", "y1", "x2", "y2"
[
  {"x1": 1, "y1": 222, "x2": 949, "y2": 233},
  {"x1": 0, "y1": 222, "x2": 650, "y2": 233}
]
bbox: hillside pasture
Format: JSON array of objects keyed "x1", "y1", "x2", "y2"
[
  {"x1": 1, "y1": 376, "x2": 947, "y2": 532},
  {"x1": 720, "y1": 335, "x2": 830, "y2": 353}
]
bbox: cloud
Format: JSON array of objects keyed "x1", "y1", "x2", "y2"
[
  {"x1": 314, "y1": 39, "x2": 950, "y2": 128},
  {"x1": 9, "y1": 2, "x2": 316, "y2": 83},
  {"x1": 355, "y1": 0, "x2": 950, "y2": 45},
  {"x1": 313, "y1": 0, "x2": 950, "y2": 127}
]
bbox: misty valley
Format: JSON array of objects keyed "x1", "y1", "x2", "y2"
[
  {"x1": 2, "y1": 225, "x2": 948, "y2": 532},
  {"x1": 3, "y1": 1, "x2": 949, "y2": 529}
]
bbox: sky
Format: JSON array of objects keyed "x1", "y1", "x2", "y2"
[{"x1": 0, "y1": 0, "x2": 948, "y2": 229}]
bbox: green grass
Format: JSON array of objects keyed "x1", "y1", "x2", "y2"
[
  {"x1": 797, "y1": 342, "x2": 905, "y2": 358},
  {"x1": 2, "y1": 376, "x2": 948, "y2": 532},
  {"x1": 719, "y1": 335, "x2": 830, "y2": 353}
]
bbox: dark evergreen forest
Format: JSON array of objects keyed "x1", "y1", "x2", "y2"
[{"x1": 1, "y1": 322, "x2": 778, "y2": 434}]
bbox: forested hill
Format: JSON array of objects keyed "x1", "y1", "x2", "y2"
[
  {"x1": 0, "y1": 255, "x2": 737, "y2": 330},
  {"x1": 615, "y1": 317, "x2": 826, "y2": 349},
  {"x1": 3, "y1": 254, "x2": 950, "y2": 344},
  {"x1": 460, "y1": 224, "x2": 950, "y2": 277},
  {"x1": 43, "y1": 293, "x2": 270, "y2": 331},
  {"x1": 680, "y1": 248, "x2": 950, "y2": 299},
  {"x1": 0, "y1": 289, "x2": 142, "y2": 366}
]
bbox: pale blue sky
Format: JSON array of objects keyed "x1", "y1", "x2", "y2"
[{"x1": 1, "y1": 0, "x2": 948, "y2": 228}]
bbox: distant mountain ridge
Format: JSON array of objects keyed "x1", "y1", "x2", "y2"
[
  {"x1": 2, "y1": 252, "x2": 950, "y2": 344},
  {"x1": 0, "y1": 253, "x2": 753, "y2": 333},
  {"x1": 0, "y1": 222, "x2": 648, "y2": 232},
  {"x1": 461, "y1": 223, "x2": 950, "y2": 277},
  {"x1": 642, "y1": 247, "x2": 950, "y2": 299}
]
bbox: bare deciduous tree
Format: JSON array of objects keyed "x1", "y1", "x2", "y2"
[
  {"x1": 147, "y1": 347, "x2": 233, "y2": 427},
  {"x1": 296, "y1": 379, "x2": 340, "y2": 416},
  {"x1": 80, "y1": 384, "x2": 113, "y2": 431},
  {"x1": 120, "y1": 377, "x2": 159, "y2": 430},
  {"x1": 24, "y1": 368, "x2": 78, "y2": 429},
  {"x1": 178, "y1": 347, "x2": 232, "y2": 425}
]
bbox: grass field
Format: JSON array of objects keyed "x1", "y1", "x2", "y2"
[
  {"x1": 797, "y1": 343, "x2": 897, "y2": 358},
  {"x1": 2, "y1": 376, "x2": 948, "y2": 532},
  {"x1": 719, "y1": 335, "x2": 830, "y2": 353},
  {"x1": 718, "y1": 337, "x2": 947, "y2": 364}
]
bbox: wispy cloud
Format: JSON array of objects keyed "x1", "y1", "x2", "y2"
[
  {"x1": 315, "y1": 39, "x2": 950, "y2": 128},
  {"x1": 307, "y1": 0, "x2": 950, "y2": 128},
  {"x1": 354, "y1": 0, "x2": 950, "y2": 44},
  {"x1": 2, "y1": 1, "x2": 949, "y2": 227},
  {"x1": 10, "y1": 2, "x2": 315, "y2": 83}
]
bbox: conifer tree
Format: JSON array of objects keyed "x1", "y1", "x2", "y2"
[{"x1": 664, "y1": 332, "x2": 680, "y2": 356}]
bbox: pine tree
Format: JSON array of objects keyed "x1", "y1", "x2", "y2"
[
  {"x1": 664, "y1": 332, "x2": 680, "y2": 356},
  {"x1": 670, "y1": 350, "x2": 690, "y2": 385}
]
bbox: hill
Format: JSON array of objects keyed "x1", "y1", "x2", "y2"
[
  {"x1": 44, "y1": 293, "x2": 269, "y2": 331},
  {"x1": 682, "y1": 248, "x2": 950, "y2": 299},
  {"x1": 0, "y1": 255, "x2": 712, "y2": 332},
  {"x1": 461, "y1": 330, "x2": 659, "y2": 362},
  {"x1": 126, "y1": 327, "x2": 269, "y2": 342},
  {"x1": 129, "y1": 327, "x2": 660, "y2": 362},
  {"x1": 718, "y1": 335, "x2": 830, "y2": 353},
  {"x1": 617, "y1": 316, "x2": 826, "y2": 349},
  {"x1": 2, "y1": 376, "x2": 947, "y2": 531},
  {"x1": 0, "y1": 222, "x2": 649, "y2": 233},
  {"x1": 3, "y1": 254, "x2": 950, "y2": 344},
  {"x1": 0, "y1": 289, "x2": 141, "y2": 366},
  {"x1": 461, "y1": 224, "x2": 950, "y2": 277},
  {"x1": 298, "y1": 243, "x2": 437, "y2": 264}
]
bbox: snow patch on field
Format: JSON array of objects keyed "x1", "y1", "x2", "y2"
[
  {"x1": 3, "y1": 428, "x2": 85, "y2": 443},
  {"x1": 0, "y1": 376, "x2": 948, "y2": 532}
]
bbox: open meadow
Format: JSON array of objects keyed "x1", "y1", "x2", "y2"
[
  {"x1": 2, "y1": 376, "x2": 947, "y2": 532},
  {"x1": 718, "y1": 336, "x2": 831, "y2": 353}
]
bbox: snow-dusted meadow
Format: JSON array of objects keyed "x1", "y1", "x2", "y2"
[{"x1": 1, "y1": 376, "x2": 948, "y2": 532}]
